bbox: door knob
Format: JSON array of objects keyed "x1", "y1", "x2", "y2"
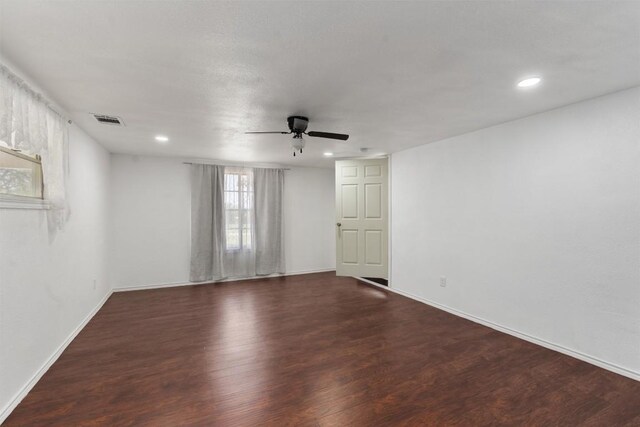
[{"x1": 337, "y1": 222, "x2": 342, "y2": 227}]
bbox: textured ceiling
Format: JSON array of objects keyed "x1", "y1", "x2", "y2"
[{"x1": 1, "y1": 1, "x2": 639, "y2": 167}]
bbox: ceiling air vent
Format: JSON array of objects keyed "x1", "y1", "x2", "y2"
[{"x1": 93, "y1": 114, "x2": 125, "y2": 126}]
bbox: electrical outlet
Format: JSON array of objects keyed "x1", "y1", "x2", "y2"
[{"x1": 440, "y1": 276, "x2": 447, "y2": 287}]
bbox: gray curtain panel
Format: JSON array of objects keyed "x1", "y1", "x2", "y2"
[
  {"x1": 190, "y1": 164, "x2": 285, "y2": 282},
  {"x1": 253, "y1": 167, "x2": 285, "y2": 275},
  {"x1": 190, "y1": 164, "x2": 225, "y2": 282}
]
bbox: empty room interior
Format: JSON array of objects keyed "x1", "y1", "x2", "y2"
[{"x1": 1, "y1": 1, "x2": 640, "y2": 425}]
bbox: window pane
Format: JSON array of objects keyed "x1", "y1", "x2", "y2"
[
  {"x1": 243, "y1": 191, "x2": 253, "y2": 209},
  {"x1": 0, "y1": 149, "x2": 42, "y2": 198},
  {"x1": 241, "y1": 210, "x2": 251, "y2": 228},
  {"x1": 223, "y1": 170, "x2": 254, "y2": 251},
  {"x1": 226, "y1": 229, "x2": 240, "y2": 250},
  {"x1": 225, "y1": 191, "x2": 238, "y2": 209},
  {"x1": 240, "y1": 174, "x2": 250, "y2": 191},
  {"x1": 242, "y1": 228, "x2": 252, "y2": 249},
  {"x1": 225, "y1": 173, "x2": 238, "y2": 192},
  {"x1": 226, "y1": 209, "x2": 239, "y2": 229}
]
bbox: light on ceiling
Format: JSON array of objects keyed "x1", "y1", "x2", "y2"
[
  {"x1": 155, "y1": 135, "x2": 169, "y2": 143},
  {"x1": 323, "y1": 152, "x2": 334, "y2": 157},
  {"x1": 517, "y1": 77, "x2": 542, "y2": 88}
]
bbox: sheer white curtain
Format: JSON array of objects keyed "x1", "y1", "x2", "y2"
[
  {"x1": 0, "y1": 63, "x2": 69, "y2": 229},
  {"x1": 221, "y1": 166, "x2": 256, "y2": 279},
  {"x1": 190, "y1": 164, "x2": 285, "y2": 282}
]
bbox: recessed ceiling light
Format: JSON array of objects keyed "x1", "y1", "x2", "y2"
[
  {"x1": 517, "y1": 77, "x2": 542, "y2": 88},
  {"x1": 323, "y1": 152, "x2": 334, "y2": 157},
  {"x1": 155, "y1": 135, "x2": 169, "y2": 143}
]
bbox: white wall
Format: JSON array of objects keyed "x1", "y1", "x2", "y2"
[
  {"x1": 109, "y1": 155, "x2": 191, "y2": 288},
  {"x1": 283, "y1": 164, "x2": 336, "y2": 273},
  {"x1": 0, "y1": 125, "x2": 112, "y2": 418},
  {"x1": 391, "y1": 87, "x2": 640, "y2": 377},
  {"x1": 110, "y1": 155, "x2": 335, "y2": 289}
]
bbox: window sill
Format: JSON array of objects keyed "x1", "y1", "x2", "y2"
[
  {"x1": 0, "y1": 197, "x2": 51, "y2": 210},
  {"x1": 224, "y1": 248, "x2": 253, "y2": 253}
]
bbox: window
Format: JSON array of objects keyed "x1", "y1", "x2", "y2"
[
  {"x1": 223, "y1": 168, "x2": 253, "y2": 251},
  {"x1": 0, "y1": 145, "x2": 43, "y2": 199}
]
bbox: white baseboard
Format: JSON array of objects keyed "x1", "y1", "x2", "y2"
[
  {"x1": 354, "y1": 277, "x2": 640, "y2": 382},
  {"x1": 113, "y1": 268, "x2": 336, "y2": 292},
  {"x1": 0, "y1": 289, "x2": 113, "y2": 425},
  {"x1": 10, "y1": 272, "x2": 632, "y2": 426}
]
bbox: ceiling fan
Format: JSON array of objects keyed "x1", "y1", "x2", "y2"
[{"x1": 246, "y1": 116, "x2": 349, "y2": 156}]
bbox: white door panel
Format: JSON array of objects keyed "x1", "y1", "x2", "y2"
[
  {"x1": 365, "y1": 230, "x2": 382, "y2": 265},
  {"x1": 341, "y1": 184, "x2": 358, "y2": 218},
  {"x1": 335, "y1": 159, "x2": 388, "y2": 278},
  {"x1": 341, "y1": 229, "x2": 359, "y2": 264},
  {"x1": 365, "y1": 183, "x2": 382, "y2": 218}
]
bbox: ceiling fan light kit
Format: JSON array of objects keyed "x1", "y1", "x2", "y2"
[
  {"x1": 246, "y1": 116, "x2": 349, "y2": 157},
  {"x1": 291, "y1": 134, "x2": 305, "y2": 156}
]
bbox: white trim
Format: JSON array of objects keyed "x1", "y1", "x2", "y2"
[
  {"x1": 112, "y1": 269, "x2": 335, "y2": 292},
  {"x1": 0, "y1": 290, "x2": 113, "y2": 425},
  {"x1": 387, "y1": 154, "x2": 392, "y2": 286},
  {"x1": 0, "y1": 197, "x2": 51, "y2": 210},
  {"x1": 354, "y1": 277, "x2": 640, "y2": 382}
]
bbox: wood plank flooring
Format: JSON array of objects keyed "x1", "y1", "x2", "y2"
[{"x1": 6, "y1": 272, "x2": 640, "y2": 426}]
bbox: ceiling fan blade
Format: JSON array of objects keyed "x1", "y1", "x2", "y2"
[
  {"x1": 245, "y1": 131, "x2": 290, "y2": 134},
  {"x1": 307, "y1": 131, "x2": 349, "y2": 141}
]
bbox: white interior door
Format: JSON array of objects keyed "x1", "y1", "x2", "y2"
[{"x1": 335, "y1": 158, "x2": 388, "y2": 278}]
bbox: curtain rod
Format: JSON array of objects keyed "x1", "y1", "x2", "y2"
[{"x1": 183, "y1": 161, "x2": 290, "y2": 170}]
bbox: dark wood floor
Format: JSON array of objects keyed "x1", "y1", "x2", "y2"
[{"x1": 6, "y1": 272, "x2": 640, "y2": 426}]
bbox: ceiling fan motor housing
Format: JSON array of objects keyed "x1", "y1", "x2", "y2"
[{"x1": 287, "y1": 116, "x2": 309, "y2": 133}]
